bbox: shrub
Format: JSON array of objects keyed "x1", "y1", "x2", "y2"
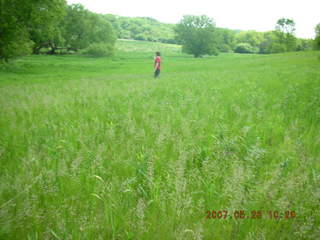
[
  {"x1": 234, "y1": 43, "x2": 258, "y2": 54},
  {"x1": 219, "y1": 44, "x2": 232, "y2": 53},
  {"x1": 83, "y1": 42, "x2": 115, "y2": 57},
  {"x1": 267, "y1": 43, "x2": 287, "y2": 53}
]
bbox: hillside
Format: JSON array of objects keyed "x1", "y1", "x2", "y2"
[{"x1": 104, "y1": 14, "x2": 177, "y2": 43}]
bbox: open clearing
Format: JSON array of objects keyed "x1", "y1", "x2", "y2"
[{"x1": 0, "y1": 41, "x2": 320, "y2": 239}]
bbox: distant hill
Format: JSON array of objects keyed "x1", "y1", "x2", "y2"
[{"x1": 103, "y1": 14, "x2": 177, "y2": 44}]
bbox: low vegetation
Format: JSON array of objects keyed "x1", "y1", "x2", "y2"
[{"x1": 0, "y1": 40, "x2": 319, "y2": 239}]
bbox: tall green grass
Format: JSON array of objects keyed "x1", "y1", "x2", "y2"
[{"x1": 0, "y1": 41, "x2": 319, "y2": 239}]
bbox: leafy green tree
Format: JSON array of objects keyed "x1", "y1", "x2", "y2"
[
  {"x1": 103, "y1": 14, "x2": 121, "y2": 37},
  {"x1": 315, "y1": 23, "x2": 320, "y2": 50},
  {"x1": 235, "y1": 31, "x2": 264, "y2": 50},
  {"x1": 63, "y1": 4, "x2": 115, "y2": 52},
  {"x1": 0, "y1": 0, "x2": 67, "y2": 61},
  {"x1": 28, "y1": 0, "x2": 67, "y2": 54},
  {"x1": 0, "y1": 0, "x2": 33, "y2": 62},
  {"x1": 259, "y1": 31, "x2": 286, "y2": 54},
  {"x1": 276, "y1": 18, "x2": 295, "y2": 34},
  {"x1": 296, "y1": 38, "x2": 313, "y2": 51},
  {"x1": 275, "y1": 18, "x2": 297, "y2": 51},
  {"x1": 89, "y1": 15, "x2": 116, "y2": 45},
  {"x1": 63, "y1": 4, "x2": 93, "y2": 51},
  {"x1": 175, "y1": 15, "x2": 219, "y2": 57},
  {"x1": 215, "y1": 28, "x2": 236, "y2": 52}
]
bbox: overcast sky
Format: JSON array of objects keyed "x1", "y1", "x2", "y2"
[{"x1": 67, "y1": 0, "x2": 319, "y2": 39}]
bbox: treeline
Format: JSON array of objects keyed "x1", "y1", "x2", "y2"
[
  {"x1": 216, "y1": 28, "x2": 315, "y2": 54},
  {"x1": 174, "y1": 15, "x2": 319, "y2": 57},
  {"x1": 231, "y1": 19, "x2": 316, "y2": 54},
  {"x1": 1, "y1": 0, "x2": 319, "y2": 61},
  {"x1": 102, "y1": 14, "x2": 318, "y2": 55},
  {"x1": 0, "y1": 1, "x2": 116, "y2": 62}
]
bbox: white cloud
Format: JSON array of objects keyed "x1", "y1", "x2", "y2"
[{"x1": 67, "y1": 0, "x2": 319, "y2": 38}]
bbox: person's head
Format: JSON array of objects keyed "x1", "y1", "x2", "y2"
[{"x1": 155, "y1": 51, "x2": 161, "y2": 56}]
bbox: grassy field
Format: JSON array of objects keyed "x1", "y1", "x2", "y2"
[{"x1": 0, "y1": 40, "x2": 320, "y2": 239}]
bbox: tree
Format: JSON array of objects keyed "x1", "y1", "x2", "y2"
[
  {"x1": 103, "y1": 14, "x2": 121, "y2": 38},
  {"x1": 63, "y1": 4, "x2": 116, "y2": 52},
  {"x1": 315, "y1": 23, "x2": 320, "y2": 50},
  {"x1": 276, "y1": 18, "x2": 295, "y2": 35},
  {"x1": 296, "y1": 38, "x2": 313, "y2": 51},
  {"x1": 28, "y1": 0, "x2": 67, "y2": 54},
  {"x1": 275, "y1": 18, "x2": 297, "y2": 51},
  {"x1": 175, "y1": 15, "x2": 219, "y2": 57},
  {"x1": 0, "y1": 0, "x2": 67, "y2": 61},
  {"x1": 63, "y1": 4, "x2": 93, "y2": 51},
  {"x1": 215, "y1": 28, "x2": 236, "y2": 52},
  {"x1": 0, "y1": 0, "x2": 34, "y2": 62},
  {"x1": 259, "y1": 31, "x2": 286, "y2": 54},
  {"x1": 89, "y1": 14, "x2": 116, "y2": 45},
  {"x1": 235, "y1": 31, "x2": 264, "y2": 50}
]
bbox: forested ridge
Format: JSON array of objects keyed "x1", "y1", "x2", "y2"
[{"x1": 103, "y1": 14, "x2": 177, "y2": 44}]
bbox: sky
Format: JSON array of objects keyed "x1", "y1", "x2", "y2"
[{"x1": 67, "y1": 0, "x2": 319, "y2": 39}]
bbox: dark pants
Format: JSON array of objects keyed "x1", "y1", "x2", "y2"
[{"x1": 154, "y1": 69, "x2": 160, "y2": 78}]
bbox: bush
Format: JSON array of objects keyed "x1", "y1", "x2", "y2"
[
  {"x1": 219, "y1": 44, "x2": 232, "y2": 53},
  {"x1": 83, "y1": 42, "x2": 115, "y2": 57},
  {"x1": 234, "y1": 43, "x2": 258, "y2": 54},
  {"x1": 267, "y1": 43, "x2": 287, "y2": 53}
]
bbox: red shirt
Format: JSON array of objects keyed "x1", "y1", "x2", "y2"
[{"x1": 155, "y1": 56, "x2": 161, "y2": 70}]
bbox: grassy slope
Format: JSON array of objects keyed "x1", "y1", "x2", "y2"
[{"x1": 0, "y1": 41, "x2": 320, "y2": 239}]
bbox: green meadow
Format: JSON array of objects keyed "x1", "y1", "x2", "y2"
[{"x1": 0, "y1": 40, "x2": 319, "y2": 239}]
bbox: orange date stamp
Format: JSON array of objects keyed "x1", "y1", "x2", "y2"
[{"x1": 205, "y1": 210, "x2": 296, "y2": 220}]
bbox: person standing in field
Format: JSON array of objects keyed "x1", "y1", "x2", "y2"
[{"x1": 154, "y1": 52, "x2": 161, "y2": 78}]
